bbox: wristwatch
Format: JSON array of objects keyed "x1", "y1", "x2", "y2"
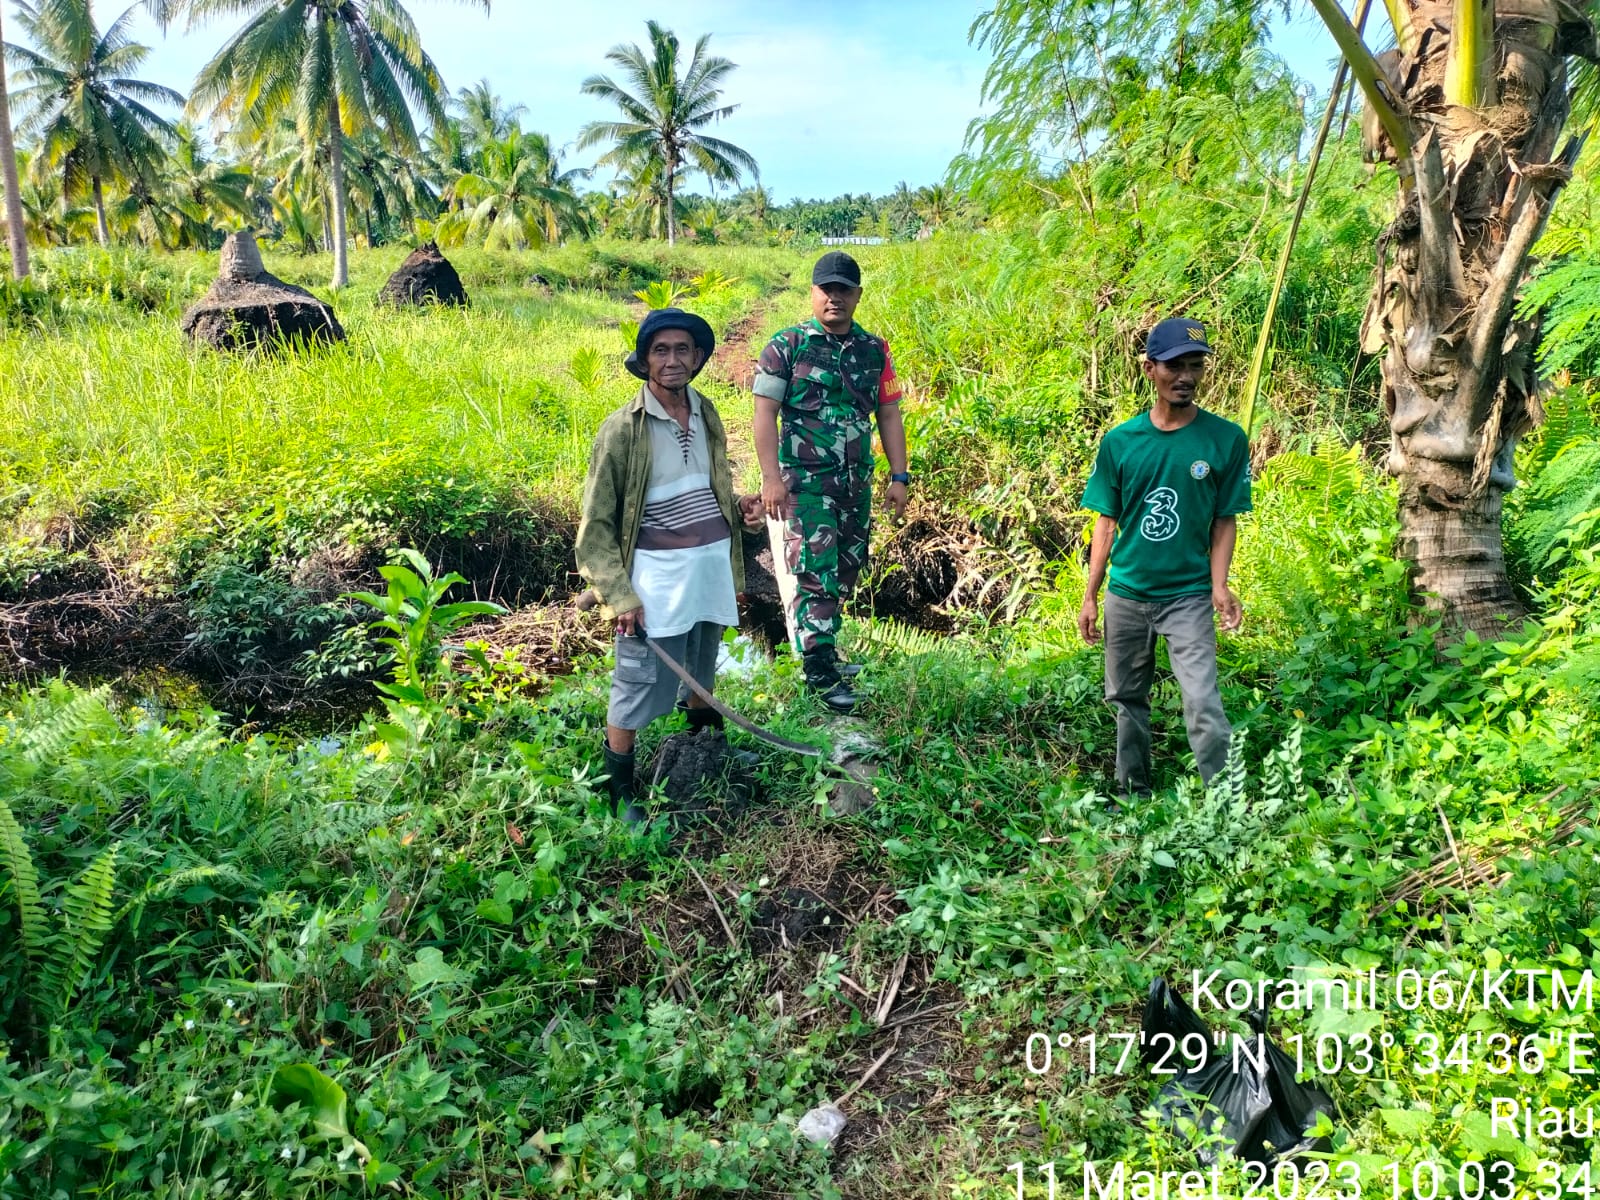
[{"x1": 889, "y1": 471, "x2": 912, "y2": 485}]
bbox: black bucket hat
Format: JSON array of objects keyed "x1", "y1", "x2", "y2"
[{"x1": 625, "y1": 307, "x2": 716, "y2": 381}]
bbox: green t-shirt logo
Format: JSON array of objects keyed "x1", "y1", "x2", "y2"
[{"x1": 1140, "y1": 487, "x2": 1180, "y2": 541}]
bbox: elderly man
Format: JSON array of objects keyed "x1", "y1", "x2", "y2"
[
  {"x1": 753, "y1": 251, "x2": 910, "y2": 713},
  {"x1": 575, "y1": 307, "x2": 761, "y2": 824},
  {"x1": 1078, "y1": 318, "x2": 1251, "y2": 799}
]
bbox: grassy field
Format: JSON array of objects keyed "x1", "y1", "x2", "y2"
[
  {"x1": 0, "y1": 241, "x2": 829, "y2": 698},
  {"x1": 1, "y1": 236, "x2": 1599, "y2": 1199}
]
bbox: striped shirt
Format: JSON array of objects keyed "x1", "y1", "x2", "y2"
[{"x1": 629, "y1": 387, "x2": 738, "y2": 637}]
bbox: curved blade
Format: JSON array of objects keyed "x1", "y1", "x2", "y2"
[{"x1": 643, "y1": 635, "x2": 822, "y2": 757}]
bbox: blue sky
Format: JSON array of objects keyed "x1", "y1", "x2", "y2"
[{"x1": 111, "y1": 0, "x2": 1340, "y2": 202}]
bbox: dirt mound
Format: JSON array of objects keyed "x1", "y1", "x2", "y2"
[
  {"x1": 180, "y1": 232, "x2": 345, "y2": 351},
  {"x1": 648, "y1": 728, "x2": 761, "y2": 815},
  {"x1": 859, "y1": 506, "x2": 1040, "y2": 630},
  {"x1": 377, "y1": 243, "x2": 468, "y2": 308}
]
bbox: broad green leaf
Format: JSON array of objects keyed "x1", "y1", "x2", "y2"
[
  {"x1": 476, "y1": 897, "x2": 513, "y2": 924},
  {"x1": 269, "y1": 1064, "x2": 350, "y2": 1141},
  {"x1": 1377, "y1": 1108, "x2": 1431, "y2": 1138},
  {"x1": 407, "y1": 946, "x2": 467, "y2": 991}
]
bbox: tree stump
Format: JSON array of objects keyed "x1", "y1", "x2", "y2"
[
  {"x1": 377, "y1": 242, "x2": 468, "y2": 308},
  {"x1": 180, "y1": 232, "x2": 345, "y2": 351}
]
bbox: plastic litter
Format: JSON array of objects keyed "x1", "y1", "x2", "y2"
[
  {"x1": 796, "y1": 1103, "x2": 848, "y2": 1147},
  {"x1": 1141, "y1": 977, "x2": 1336, "y2": 1167}
]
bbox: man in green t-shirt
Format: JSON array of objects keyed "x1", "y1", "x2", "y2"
[{"x1": 1078, "y1": 318, "x2": 1250, "y2": 796}]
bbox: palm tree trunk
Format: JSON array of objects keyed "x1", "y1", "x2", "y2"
[
  {"x1": 328, "y1": 95, "x2": 349, "y2": 288},
  {"x1": 0, "y1": 10, "x2": 31, "y2": 279},
  {"x1": 1329, "y1": 0, "x2": 1587, "y2": 637},
  {"x1": 665, "y1": 153, "x2": 676, "y2": 246},
  {"x1": 92, "y1": 177, "x2": 110, "y2": 248},
  {"x1": 1397, "y1": 461, "x2": 1518, "y2": 633}
]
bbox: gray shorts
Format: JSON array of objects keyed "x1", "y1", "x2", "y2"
[{"x1": 606, "y1": 622, "x2": 724, "y2": 731}]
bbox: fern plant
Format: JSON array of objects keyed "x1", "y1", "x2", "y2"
[
  {"x1": 0, "y1": 795, "x2": 48, "y2": 976},
  {"x1": 0, "y1": 795, "x2": 121, "y2": 1033},
  {"x1": 1256, "y1": 440, "x2": 1368, "y2": 512},
  {"x1": 1520, "y1": 256, "x2": 1600, "y2": 377}
]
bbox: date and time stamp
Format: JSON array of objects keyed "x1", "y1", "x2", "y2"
[{"x1": 999, "y1": 965, "x2": 1599, "y2": 1200}]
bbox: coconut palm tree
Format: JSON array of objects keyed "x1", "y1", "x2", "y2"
[
  {"x1": 5, "y1": 0, "x2": 181, "y2": 248},
  {"x1": 577, "y1": 20, "x2": 757, "y2": 245},
  {"x1": 442, "y1": 126, "x2": 589, "y2": 248},
  {"x1": 730, "y1": 183, "x2": 772, "y2": 229},
  {"x1": 345, "y1": 127, "x2": 437, "y2": 244},
  {"x1": 166, "y1": 123, "x2": 253, "y2": 233},
  {"x1": 684, "y1": 199, "x2": 730, "y2": 244},
  {"x1": 454, "y1": 79, "x2": 525, "y2": 152},
  {"x1": 181, "y1": 0, "x2": 487, "y2": 289},
  {"x1": 914, "y1": 182, "x2": 961, "y2": 232},
  {"x1": 11, "y1": 147, "x2": 88, "y2": 245},
  {"x1": 606, "y1": 147, "x2": 688, "y2": 241},
  {"x1": 885, "y1": 181, "x2": 919, "y2": 239},
  {"x1": 0, "y1": 7, "x2": 31, "y2": 277}
]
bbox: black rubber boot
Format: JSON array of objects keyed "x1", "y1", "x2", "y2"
[
  {"x1": 686, "y1": 705, "x2": 760, "y2": 767},
  {"x1": 601, "y1": 742, "x2": 647, "y2": 827},
  {"x1": 802, "y1": 649, "x2": 857, "y2": 714}
]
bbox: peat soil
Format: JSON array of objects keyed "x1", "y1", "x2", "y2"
[{"x1": 583, "y1": 793, "x2": 974, "y2": 1190}]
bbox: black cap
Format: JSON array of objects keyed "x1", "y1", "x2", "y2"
[
  {"x1": 625, "y1": 307, "x2": 716, "y2": 381},
  {"x1": 812, "y1": 251, "x2": 861, "y2": 288},
  {"x1": 1145, "y1": 317, "x2": 1213, "y2": 362}
]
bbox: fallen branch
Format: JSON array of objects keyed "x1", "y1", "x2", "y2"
[
  {"x1": 875, "y1": 952, "x2": 909, "y2": 1027},
  {"x1": 1376, "y1": 788, "x2": 1595, "y2": 914},
  {"x1": 877, "y1": 1000, "x2": 962, "y2": 1034},
  {"x1": 836, "y1": 1031, "x2": 901, "y2": 1108},
  {"x1": 838, "y1": 974, "x2": 874, "y2": 1002}
]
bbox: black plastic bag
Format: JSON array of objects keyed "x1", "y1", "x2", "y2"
[{"x1": 1140, "y1": 977, "x2": 1336, "y2": 1167}]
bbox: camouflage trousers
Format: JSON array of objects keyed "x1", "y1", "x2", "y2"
[{"x1": 779, "y1": 481, "x2": 872, "y2": 656}]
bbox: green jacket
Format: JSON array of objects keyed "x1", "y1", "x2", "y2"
[{"x1": 575, "y1": 384, "x2": 746, "y2": 620}]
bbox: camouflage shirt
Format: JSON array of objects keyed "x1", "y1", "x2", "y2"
[{"x1": 753, "y1": 318, "x2": 902, "y2": 492}]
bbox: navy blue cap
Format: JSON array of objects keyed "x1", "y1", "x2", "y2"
[
  {"x1": 625, "y1": 307, "x2": 715, "y2": 380},
  {"x1": 812, "y1": 251, "x2": 861, "y2": 288},
  {"x1": 1145, "y1": 317, "x2": 1213, "y2": 362}
]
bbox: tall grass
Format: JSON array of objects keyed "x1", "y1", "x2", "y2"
[{"x1": 0, "y1": 242, "x2": 806, "y2": 583}]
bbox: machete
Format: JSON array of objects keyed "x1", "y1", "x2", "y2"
[
  {"x1": 640, "y1": 634, "x2": 822, "y2": 757},
  {"x1": 575, "y1": 588, "x2": 821, "y2": 756}
]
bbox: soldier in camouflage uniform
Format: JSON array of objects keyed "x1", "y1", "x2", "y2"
[{"x1": 753, "y1": 251, "x2": 910, "y2": 712}]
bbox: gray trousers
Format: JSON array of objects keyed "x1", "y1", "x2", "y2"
[
  {"x1": 1103, "y1": 591, "x2": 1231, "y2": 791},
  {"x1": 607, "y1": 623, "x2": 722, "y2": 731}
]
